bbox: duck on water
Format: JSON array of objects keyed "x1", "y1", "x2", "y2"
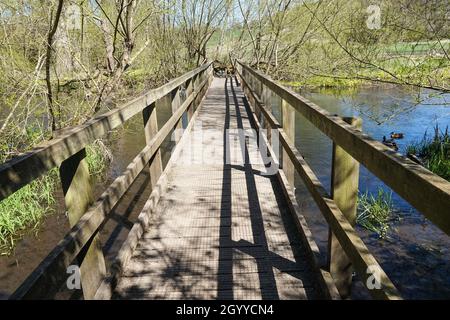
[{"x1": 382, "y1": 136, "x2": 399, "y2": 151}]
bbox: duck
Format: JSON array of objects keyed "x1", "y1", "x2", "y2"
[
  {"x1": 390, "y1": 132, "x2": 404, "y2": 139},
  {"x1": 382, "y1": 136, "x2": 399, "y2": 151}
]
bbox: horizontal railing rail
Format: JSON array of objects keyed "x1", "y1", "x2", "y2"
[
  {"x1": 0, "y1": 63, "x2": 212, "y2": 202},
  {"x1": 234, "y1": 60, "x2": 447, "y2": 299},
  {"x1": 6, "y1": 62, "x2": 213, "y2": 299},
  {"x1": 235, "y1": 61, "x2": 450, "y2": 236}
]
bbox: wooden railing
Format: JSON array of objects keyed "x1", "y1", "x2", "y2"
[
  {"x1": 235, "y1": 60, "x2": 450, "y2": 300},
  {"x1": 2, "y1": 62, "x2": 213, "y2": 300}
]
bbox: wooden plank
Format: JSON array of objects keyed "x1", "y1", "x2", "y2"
[
  {"x1": 0, "y1": 63, "x2": 212, "y2": 202},
  {"x1": 282, "y1": 99, "x2": 295, "y2": 188},
  {"x1": 238, "y1": 73, "x2": 340, "y2": 299},
  {"x1": 171, "y1": 87, "x2": 183, "y2": 143},
  {"x1": 237, "y1": 68, "x2": 400, "y2": 299},
  {"x1": 237, "y1": 61, "x2": 450, "y2": 235},
  {"x1": 110, "y1": 77, "x2": 321, "y2": 300},
  {"x1": 280, "y1": 130, "x2": 401, "y2": 299},
  {"x1": 186, "y1": 77, "x2": 195, "y2": 122},
  {"x1": 9, "y1": 74, "x2": 211, "y2": 300},
  {"x1": 94, "y1": 71, "x2": 213, "y2": 300},
  {"x1": 143, "y1": 103, "x2": 163, "y2": 189},
  {"x1": 59, "y1": 149, "x2": 106, "y2": 300},
  {"x1": 115, "y1": 72, "x2": 212, "y2": 275},
  {"x1": 328, "y1": 117, "x2": 362, "y2": 299}
]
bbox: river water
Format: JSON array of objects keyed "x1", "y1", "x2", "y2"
[
  {"x1": 283, "y1": 85, "x2": 450, "y2": 299},
  {"x1": 0, "y1": 83, "x2": 449, "y2": 299}
]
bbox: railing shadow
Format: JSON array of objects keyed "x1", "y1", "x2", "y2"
[{"x1": 227, "y1": 76, "x2": 279, "y2": 299}]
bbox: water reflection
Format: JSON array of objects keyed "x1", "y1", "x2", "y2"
[{"x1": 285, "y1": 85, "x2": 450, "y2": 299}]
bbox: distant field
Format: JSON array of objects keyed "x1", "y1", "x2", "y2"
[{"x1": 384, "y1": 40, "x2": 450, "y2": 55}]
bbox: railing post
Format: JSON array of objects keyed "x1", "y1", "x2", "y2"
[
  {"x1": 282, "y1": 99, "x2": 295, "y2": 188},
  {"x1": 328, "y1": 116, "x2": 362, "y2": 298},
  {"x1": 143, "y1": 102, "x2": 163, "y2": 188},
  {"x1": 59, "y1": 149, "x2": 106, "y2": 299},
  {"x1": 171, "y1": 86, "x2": 183, "y2": 143},
  {"x1": 193, "y1": 70, "x2": 204, "y2": 111},
  {"x1": 251, "y1": 74, "x2": 262, "y2": 120},
  {"x1": 261, "y1": 84, "x2": 272, "y2": 142},
  {"x1": 186, "y1": 76, "x2": 195, "y2": 122}
]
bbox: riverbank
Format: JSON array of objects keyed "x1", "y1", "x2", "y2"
[
  {"x1": 289, "y1": 84, "x2": 450, "y2": 298},
  {"x1": 281, "y1": 56, "x2": 450, "y2": 91},
  {"x1": 0, "y1": 140, "x2": 112, "y2": 256}
]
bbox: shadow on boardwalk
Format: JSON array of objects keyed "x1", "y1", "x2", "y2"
[{"x1": 112, "y1": 76, "x2": 320, "y2": 300}]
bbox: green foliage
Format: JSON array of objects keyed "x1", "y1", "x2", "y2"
[
  {"x1": 357, "y1": 188, "x2": 394, "y2": 238},
  {"x1": 384, "y1": 40, "x2": 450, "y2": 55},
  {"x1": 282, "y1": 76, "x2": 363, "y2": 89},
  {"x1": 86, "y1": 140, "x2": 113, "y2": 181},
  {"x1": 0, "y1": 170, "x2": 57, "y2": 255},
  {"x1": 0, "y1": 135, "x2": 112, "y2": 255},
  {"x1": 406, "y1": 125, "x2": 450, "y2": 181}
]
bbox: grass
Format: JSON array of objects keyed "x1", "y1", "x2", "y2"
[
  {"x1": 406, "y1": 125, "x2": 450, "y2": 181},
  {"x1": 0, "y1": 138, "x2": 112, "y2": 256},
  {"x1": 86, "y1": 139, "x2": 113, "y2": 182},
  {"x1": 0, "y1": 170, "x2": 57, "y2": 255},
  {"x1": 282, "y1": 76, "x2": 364, "y2": 89},
  {"x1": 383, "y1": 40, "x2": 450, "y2": 55},
  {"x1": 357, "y1": 188, "x2": 394, "y2": 238}
]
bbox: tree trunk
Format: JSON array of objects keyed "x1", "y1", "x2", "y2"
[{"x1": 45, "y1": 0, "x2": 65, "y2": 132}]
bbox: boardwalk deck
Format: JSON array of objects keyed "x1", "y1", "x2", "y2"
[{"x1": 112, "y1": 77, "x2": 323, "y2": 300}]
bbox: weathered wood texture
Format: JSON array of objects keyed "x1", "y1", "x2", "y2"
[
  {"x1": 59, "y1": 149, "x2": 106, "y2": 300},
  {"x1": 0, "y1": 63, "x2": 212, "y2": 202},
  {"x1": 281, "y1": 99, "x2": 295, "y2": 188},
  {"x1": 236, "y1": 66, "x2": 400, "y2": 300},
  {"x1": 328, "y1": 117, "x2": 362, "y2": 299},
  {"x1": 237, "y1": 61, "x2": 450, "y2": 236},
  {"x1": 9, "y1": 66, "x2": 213, "y2": 300},
  {"x1": 112, "y1": 77, "x2": 325, "y2": 300},
  {"x1": 143, "y1": 103, "x2": 163, "y2": 189},
  {"x1": 94, "y1": 75, "x2": 213, "y2": 300},
  {"x1": 238, "y1": 74, "x2": 340, "y2": 299}
]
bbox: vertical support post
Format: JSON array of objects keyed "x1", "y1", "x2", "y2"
[
  {"x1": 186, "y1": 77, "x2": 195, "y2": 122},
  {"x1": 281, "y1": 99, "x2": 295, "y2": 188},
  {"x1": 143, "y1": 102, "x2": 163, "y2": 189},
  {"x1": 328, "y1": 116, "x2": 362, "y2": 298},
  {"x1": 257, "y1": 76, "x2": 263, "y2": 97},
  {"x1": 252, "y1": 75, "x2": 262, "y2": 120},
  {"x1": 193, "y1": 71, "x2": 203, "y2": 111},
  {"x1": 171, "y1": 86, "x2": 183, "y2": 143},
  {"x1": 262, "y1": 84, "x2": 272, "y2": 142},
  {"x1": 59, "y1": 149, "x2": 106, "y2": 300}
]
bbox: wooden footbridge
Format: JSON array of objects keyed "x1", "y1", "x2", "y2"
[{"x1": 1, "y1": 61, "x2": 449, "y2": 300}]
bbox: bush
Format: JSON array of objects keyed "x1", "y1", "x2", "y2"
[
  {"x1": 406, "y1": 125, "x2": 450, "y2": 181},
  {"x1": 357, "y1": 188, "x2": 394, "y2": 238},
  {"x1": 0, "y1": 171, "x2": 56, "y2": 255}
]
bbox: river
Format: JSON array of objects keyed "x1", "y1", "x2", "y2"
[
  {"x1": 284, "y1": 85, "x2": 450, "y2": 299},
  {"x1": 0, "y1": 83, "x2": 449, "y2": 299}
]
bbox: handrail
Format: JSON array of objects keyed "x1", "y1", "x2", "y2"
[
  {"x1": 8, "y1": 63, "x2": 214, "y2": 299},
  {"x1": 0, "y1": 62, "x2": 212, "y2": 202},
  {"x1": 236, "y1": 60, "x2": 450, "y2": 236},
  {"x1": 235, "y1": 61, "x2": 408, "y2": 299}
]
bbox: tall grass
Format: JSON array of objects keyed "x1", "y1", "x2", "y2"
[
  {"x1": 0, "y1": 171, "x2": 56, "y2": 255},
  {"x1": 0, "y1": 139, "x2": 112, "y2": 255},
  {"x1": 357, "y1": 188, "x2": 394, "y2": 238},
  {"x1": 406, "y1": 125, "x2": 450, "y2": 181},
  {"x1": 86, "y1": 139, "x2": 113, "y2": 181}
]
